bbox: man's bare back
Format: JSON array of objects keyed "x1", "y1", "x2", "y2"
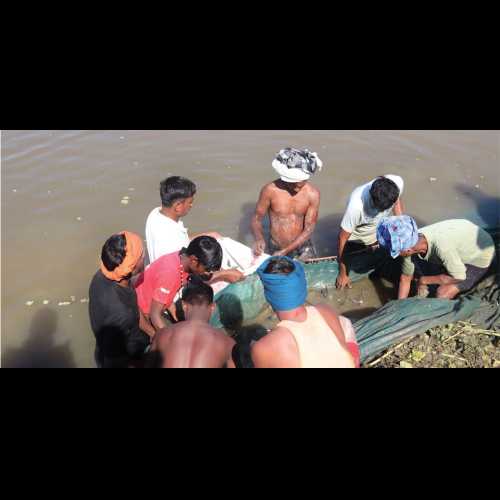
[
  {"x1": 152, "y1": 320, "x2": 235, "y2": 368},
  {"x1": 252, "y1": 180, "x2": 320, "y2": 257}
]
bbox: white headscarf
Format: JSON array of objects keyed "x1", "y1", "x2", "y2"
[{"x1": 272, "y1": 148, "x2": 323, "y2": 183}]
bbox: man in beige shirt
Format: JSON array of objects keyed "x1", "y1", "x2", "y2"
[{"x1": 377, "y1": 217, "x2": 496, "y2": 300}]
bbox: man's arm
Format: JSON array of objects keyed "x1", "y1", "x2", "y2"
[
  {"x1": 419, "y1": 274, "x2": 462, "y2": 286},
  {"x1": 139, "y1": 309, "x2": 156, "y2": 338},
  {"x1": 336, "y1": 228, "x2": 353, "y2": 289},
  {"x1": 208, "y1": 269, "x2": 245, "y2": 284},
  {"x1": 251, "y1": 186, "x2": 272, "y2": 256},
  {"x1": 398, "y1": 274, "x2": 414, "y2": 299},
  {"x1": 189, "y1": 231, "x2": 223, "y2": 241},
  {"x1": 224, "y1": 337, "x2": 236, "y2": 368},
  {"x1": 149, "y1": 299, "x2": 169, "y2": 331},
  {"x1": 273, "y1": 190, "x2": 320, "y2": 256},
  {"x1": 393, "y1": 197, "x2": 404, "y2": 216}
]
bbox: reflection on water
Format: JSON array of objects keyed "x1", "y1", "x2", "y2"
[{"x1": 2, "y1": 130, "x2": 499, "y2": 367}]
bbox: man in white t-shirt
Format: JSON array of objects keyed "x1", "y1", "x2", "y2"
[
  {"x1": 145, "y1": 176, "x2": 244, "y2": 285},
  {"x1": 336, "y1": 174, "x2": 405, "y2": 289}
]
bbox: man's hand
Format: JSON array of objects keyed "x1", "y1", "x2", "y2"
[
  {"x1": 190, "y1": 231, "x2": 223, "y2": 241},
  {"x1": 221, "y1": 269, "x2": 245, "y2": 283},
  {"x1": 167, "y1": 303, "x2": 178, "y2": 322},
  {"x1": 204, "y1": 231, "x2": 223, "y2": 240},
  {"x1": 272, "y1": 249, "x2": 287, "y2": 257},
  {"x1": 253, "y1": 239, "x2": 266, "y2": 256},
  {"x1": 417, "y1": 281, "x2": 430, "y2": 298},
  {"x1": 336, "y1": 272, "x2": 352, "y2": 290}
]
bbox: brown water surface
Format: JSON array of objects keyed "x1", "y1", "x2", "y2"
[{"x1": 2, "y1": 130, "x2": 499, "y2": 367}]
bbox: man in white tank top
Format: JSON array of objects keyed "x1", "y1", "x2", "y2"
[{"x1": 252, "y1": 257, "x2": 360, "y2": 368}]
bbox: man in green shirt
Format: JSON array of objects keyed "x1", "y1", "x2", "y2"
[{"x1": 377, "y1": 217, "x2": 496, "y2": 300}]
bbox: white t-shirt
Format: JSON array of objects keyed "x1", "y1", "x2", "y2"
[
  {"x1": 145, "y1": 207, "x2": 190, "y2": 263},
  {"x1": 340, "y1": 175, "x2": 404, "y2": 245}
]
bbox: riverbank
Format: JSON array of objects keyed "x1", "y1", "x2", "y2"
[{"x1": 364, "y1": 321, "x2": 500, "y2": 368}]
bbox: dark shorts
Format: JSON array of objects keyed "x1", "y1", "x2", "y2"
[
  {"x1": 269, "y1": 239, "x2": 317, "y2": 261},
  {"x1": 414, "y1": 260, "x2": 491, "y2": 294},
  {"x1": 456, "y1": 265, "x2": 490, "y2": 293}
]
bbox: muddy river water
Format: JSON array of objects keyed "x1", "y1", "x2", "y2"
[{"x1": 2, "y1": 130, "x2": 499, "y2": 367}]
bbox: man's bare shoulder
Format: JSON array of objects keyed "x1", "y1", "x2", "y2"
[
  {"x1": 305, "y1": 182, "x2": 321, "y2": 199},
  {"x1": 260, "y1": 181, "x2": 280, "y2": 196},
  {"x1": 252, "y1": 326, "x2": 298, "y2": 366}
]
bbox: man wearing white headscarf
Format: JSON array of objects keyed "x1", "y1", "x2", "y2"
[{"x1": 251, "y1": 148, "x2": 323, "y2": 261}]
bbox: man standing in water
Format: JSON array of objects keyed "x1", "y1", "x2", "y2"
[
  {"x1": 89, "y1": 231, "x2": 155, "y2": 368},
  {"x1": 145, "y1": 278, "x2": 235, "y2": 368},
  {"x1": 252, "y1": 148, "x2": 322, "y2": 261},
  {"x1": 146, "y1": 176, "x2": 244, "y2": 283}
]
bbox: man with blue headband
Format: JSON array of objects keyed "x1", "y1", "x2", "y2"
[
  {"x1": 252, "y1": 257, "x2": 359, "y2": 368},
  {"x1": 377, "y1": 216, "x2": 496, "y2": 300}
]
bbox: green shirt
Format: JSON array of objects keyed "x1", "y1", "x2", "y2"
[{"x1": 401, "y1": 219, "x2": 495, "y2": 280}]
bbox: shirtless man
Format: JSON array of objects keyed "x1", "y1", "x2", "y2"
[
  {"x1": 146, "y1": 278, "x2": 235, "y2": 368},
  {"x1": 252, "y1": 148, "x2": 322, "y2": 261}
]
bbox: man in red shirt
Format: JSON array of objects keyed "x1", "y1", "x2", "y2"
[{"x1": 135, "y1": 236, "x2": 223, "y2": 332}]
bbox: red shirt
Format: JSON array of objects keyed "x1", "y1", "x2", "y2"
[{"x1": 135, "y1": 252, "x2": 188, "y2": 314}]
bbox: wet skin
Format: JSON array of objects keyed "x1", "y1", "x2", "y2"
[
  {"x1": 252, "y1": 179, "x2": 320, "y2": 256},
  {"x1": 151, "y1": 304, "x2": 235, "y2": 368}
]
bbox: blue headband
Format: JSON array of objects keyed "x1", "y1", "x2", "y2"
[
  {"x1": 256, "y1": 256, "x2": 308, "y2": 311},
  {"x1": 377, "y1": 215, "x2": 419, "y2": 258}
]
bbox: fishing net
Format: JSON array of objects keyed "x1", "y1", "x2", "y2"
[{"x1": 211, "y1": 229, "x2": 500, "y2": 365}]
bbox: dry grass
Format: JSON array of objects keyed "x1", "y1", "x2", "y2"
[{"x1": 364, "y1": 321, "x2": 500, "y2": 368}]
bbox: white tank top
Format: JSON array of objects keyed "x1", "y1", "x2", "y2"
[{"x1": 277, "y1": 307, "x2": 356, "y2": 368}]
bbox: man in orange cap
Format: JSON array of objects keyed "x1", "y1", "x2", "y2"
[{"x1": 89, "y1": 231, "x2": 155, "y2": 368}]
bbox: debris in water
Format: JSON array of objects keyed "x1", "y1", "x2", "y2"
[
  {"x1": 12, "y1": 189, "x2": 17, "y2": 193},
  {"x1": 58, "y1": 301, "x2": 71, "y2": 306},
  {"x1": 80, "y1": 298, "x2": 90, "y2": 303},
  {"x1": 121, "y1": 199, "x2": 129, "y2": 205},
  {"x1": 120, "y1": 136, "x2": 125, "y2": 140},
  {"x1": 475, "y1": 185, "x2": 480, "y2": 189},
  {"x1": 128, "y1": 187, "x2": 135, "y2": 191},
  {"x1": 429, "y1": 177, "x2": 437, "y2": 182},
  {"x1": 70, "y1": 296, "x2": 76, "y2": 302},
  {"x1": 416, "y1": 157, "x2": 422, "y2": 161},
  {"x1": 43, "y1": 300, "x2": 50, "y2": 305},
  {"x1": 122, "y1": 196, "x2": 130, "y2": 200},
  {"x1": 25, "y1": 300, "x2": 35, "y2": 306},
  {"x1": 76, "y1": 216, "x2": 83, "y2": 221}
]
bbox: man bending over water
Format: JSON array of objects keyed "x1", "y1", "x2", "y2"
[
  {"x1": 145, "y1": 278, "x2": 235, "y2": 368},
  {"x1": 252, "y1": 148, "x2": 322, "y2": 261},
  {"x1": 251, "y1": 257, "x2": 360, "y2": 368}
]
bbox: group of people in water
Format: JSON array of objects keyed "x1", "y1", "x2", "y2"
[{"x1": 88, "y1": 148, "x2": 497, "y2": 368}]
